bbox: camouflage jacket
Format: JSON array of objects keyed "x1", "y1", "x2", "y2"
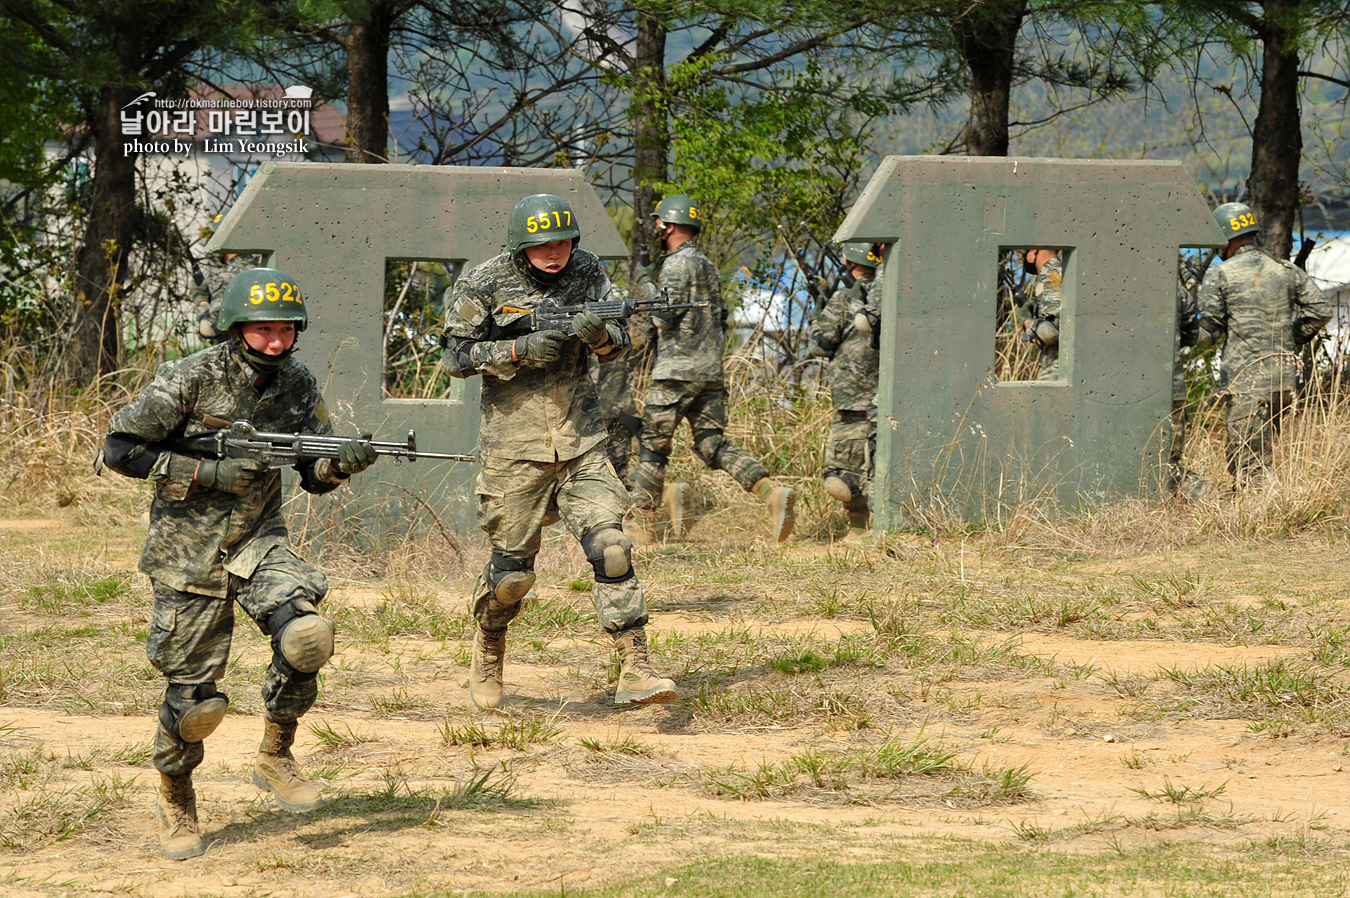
[
  {"x1": 1174, "y1": 270, "x2": 1200, "y2": 402},
  {"x1": 195, "y1": 255, "x2": 258, "y2": 334},
  {"x1": 811, "y1": 271, "x2": 878, "y2": 411},
  {"x1": 104, "y1": 342, "x2": 340, "y2": 597},
  {"x1": 640, "y1": 242, "x2": 726, "y2": 383},
  {"x1": 1031, "y1": 256, "x2": 1064, "y2": 373},
  {"x1": 1198, "y1": 244, "x2": 1330, "y2": 394},
  {"x1": 441, "y1": 249, "x2": 628, "y2": 462}
]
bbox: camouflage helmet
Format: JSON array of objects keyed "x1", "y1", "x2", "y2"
[
  {"x1": 507, "y1": 194, "x2": 581, "y2": 254},
  {"x1": 653, "y1": 194, "x2": 703, "y2": 232},
  {"x1": 1213, "y1": 202, "x2": 1261, "y2": 240},
  {"x1": 841, "y1": 243, "x2": 883, "y2": 269},
  {"x1": 218, "y1": 267, "x2": 310, "y2": 333}
]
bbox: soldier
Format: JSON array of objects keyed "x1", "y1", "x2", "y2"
[
  {"x1": 98, "y1": 268, "x2": 378, "y2": 860},
  {"x1": 593, "y1": 354, "x2": 642, "y2": 482},
  {"x1": 1021, "y1": 248, "x2": 1063, "y2": 381},
  {"x1": 1166, "y1": 260, "x2": 1211, "y2": 498},
  {"x1": 196, "y1": 252, "x2": 258, "y2": 343},
  {"x1": 626, "y1": 194, "x2": 796, "y2": 544},
  {"x1": 440, "y1": 193, "x2": 677, "y2": 711},
  {"x1": 1197, "y1": 202, "x2": 1331, "y2": 488},
  {"x1": 809, "y1": 243, "x2": 883, "y2": 537}
]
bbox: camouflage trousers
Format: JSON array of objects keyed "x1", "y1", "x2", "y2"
[
  {"x1": 595, "y1": 358, "x2": 640, "y2": 482},
  {"x1": 824, "y1": 408, "x2": 874, "y2": 512},
  {"x1": 147, "y1": 544, "x2": 329, "y2": 776},
  {"x1": 471, "y1": 443, "x2": 647, "y2": 633},
  {"x1": 1225, "y1": 389, "x2": 1294, "y2": 489},
  {"x1": 628, "y1": 379, "x2": 769, "y2": 509},
  {"x1": 1037, "y1": 348, "x2": 1060, "y2": 381}
]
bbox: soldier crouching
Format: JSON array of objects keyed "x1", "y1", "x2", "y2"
[
  {"x1": 97, "y1": 268, "x2": 378, "y2": 859},
  {"x1": 440, "y1": 193, "x2": 677, "y2": 711}
]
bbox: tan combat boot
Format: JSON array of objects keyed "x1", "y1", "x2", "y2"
[
  {"x1": 612, "y1": 628, "x2": 677, "y2": 705},
  {"x1": 662, "y1": 483, "x2": 688, "y2": 539},
  {"x1": 253, "y1": 716, "x2": 322, "y2": 812},
  {"x1": 469, "y1": 626, "x2": 507, "y2": 710},
  {"x1": 752, "y1": 477, "x2": 797, "y2": 543},
  {"x1": 623, "y1": 504, "x2": 660, "y2": 546},
  {"x1": 157, "y1": 772, "x2": 205, "y2": 860}
]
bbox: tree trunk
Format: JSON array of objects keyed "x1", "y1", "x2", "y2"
[
  {"x1": 1247, "y1": 0, "x2": 1302, "y2": 261},
  {"x1": 629, "y1": 12, "x2": 667, "y2": 278},
  {"x1": 68, "y1": 84, "x2": 138, "y2": 384},
  {"x1": 948, "y1": 0, "x2": 1027, "y2": 157},
  {"x1": 344, "y1": 0, "x2": 394, "y2": 164}
]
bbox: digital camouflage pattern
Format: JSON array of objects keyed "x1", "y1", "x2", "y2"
[
  {"x1": 1198, "y1": 244, "x2": 1329, "y2": 396},
  {"x1": 1031, "y1": 256, "x2": 1064, "y2": 381},
  {"x1": 812, "y1": 271, "x2": 878, "y2": 411},
  {"x1": 441, "y1": 249, "x2": 629, "y2": 463},
  {"x1": 593, "y1": 354, "x2": 639, "y2": 480},
  {"x1": 107, "y1": 342, "x2": 341, "y2": 597},
  {"x1": 628, "y1": 380, "x2": 769, "y2": 508},
  {"x1": 637, "y1": 241, "x2": 727, "y2": 383},
  {"x1": 1199, "y1": 243, "x2": 1330, "y2": 485},
  {"x1": 469, "y1": 444, "x2": 645, "y2": 633},
  {"x1": 444, "y1": 247, "x2": 647, "y2": 633},
  {"x1": 148, "y1": 545, "x2": 329, "y2": 775},
  {"x1": 824, "y1": 409, "x2": 873, "y2": 485},
  {"x1": 1165, "y1": 271, "x2": 1203, "y2": 495},
  {"x1": 196, "y1": 254, "x2": 258, "y2": 341},
  {"x1": 1174, "y1": 270, "x2": 1200, "y2": 403}
]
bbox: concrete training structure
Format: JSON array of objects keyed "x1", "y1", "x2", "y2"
[{"x1": 835, "y1": 156, "x2": 1225, "y2": 528}]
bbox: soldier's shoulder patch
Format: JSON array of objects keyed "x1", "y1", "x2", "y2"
[
  {"x1": 455, "y1": 296, "x2": 487, "y2": 327},
  {"x1": 314, "y1": 400, "x2": 330, "y2": 426}
]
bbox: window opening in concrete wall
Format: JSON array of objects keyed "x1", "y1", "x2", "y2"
[
  {"x1": 996, "y1": 247, "x2": 1070, "y2": 383},
  {"x1": 994, "y1": 248, "x2": 1039, "y2": 382},
  {"x1": 383, "y1": 259, "x2": 461, "y2": 400}
]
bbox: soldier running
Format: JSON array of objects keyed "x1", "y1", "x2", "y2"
[
  {"x1": 440, "y1": 193, "x2": 678, "y2": 711},
  {"x1": 99, "y1": 268, "x2": 378, "y2": 859}
]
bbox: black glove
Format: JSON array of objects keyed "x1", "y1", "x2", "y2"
[
  {"x1": 197, "y1": 457, "x2": 265, "y2": 494},
  {"x1": 336, "y1": 438, "x2": 378, "y2": 475},
  {"x1": 513, "y1": 330, "x2": 568, "y2": 362},
  {"x1": 571, "y1": 311, "x2": 609, "y2": 349}
]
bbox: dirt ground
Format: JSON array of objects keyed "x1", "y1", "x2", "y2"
[{"x1": 1, "y1": 513, "x2": 1348, "y2": 897}]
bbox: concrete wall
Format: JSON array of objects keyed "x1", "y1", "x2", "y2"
[
  {"x1": 208, "y1": 162, "x2": 626, "y2": 533},
  {"x1": 835, "y1": 156, "x2": 1225, "y2": 528}
]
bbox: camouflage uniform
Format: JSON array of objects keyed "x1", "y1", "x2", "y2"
[
  {"x1": 103, "y1": 341, "x2": 344, "y2": 775},
  {"x1": 810, "y1": 270, "x2": 878, "y2": 518},
  {"x1": 441, "y1": 249, "x2": 648, "y2": 633},
  {"x1": 196, "y1": 255, "x2": 258, "y2": 343},
  {"x1": 593, "y1": 353, "x2": 641, "y2": 482},
  {"x1": 1030, "y1": 256, "x2": 1064, "y2": 381},
  {"x1": 628, "y1": 241, "x2": 770, "y2": 509},
  {"x1": 1164, "y1": 269, "x2": 1202, "y2": 495},
  {"x1": 1198, "y1": 243, "x2": 1330, "y2": 487}
]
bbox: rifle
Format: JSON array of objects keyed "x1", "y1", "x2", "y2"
[
  {"x1": 173, "y1": 415, "x2": 474, "y2": 468},
  {"x1": 499, "y1": 287, "x2": 708, "y2": 335},
  {"x1": 777, "y1": 225, "x2": 855, "y2": 314}
]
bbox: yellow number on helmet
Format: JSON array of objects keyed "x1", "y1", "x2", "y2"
[
  {"x1": 1230, "y1": 217, "x2": 1241, "y2": 231},
  {"x1": 689, "y1": 206, "x2": 700, "y2": 219},
  {"x1": 249, "y1": 284, "x2": 264, "y2": 305},
  {"x1": 537, "y1": 213, "x2": 551, "y2": 230}
]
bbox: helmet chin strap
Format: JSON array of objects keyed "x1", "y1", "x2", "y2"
[
  {"x1": 232, "y1": 331, "x2": 294, "y2": 373},
  {"x1": 517, "y1": 250, "x2": 572, "y2": 286}
]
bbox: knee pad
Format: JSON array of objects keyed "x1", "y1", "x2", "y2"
[
  {"x1": 692, "y1": 429, "x2": 725, "y2": 468},
  {"x1": 159, "y1": 682, "x2": 229, "y2": 744},
  {"x1": 488, "y1": 551, "x2": 536, "y2": 605},
  {"x1": 268, "y1": 599, "x2": 335, "y2": 678},
  {"x1": 580, "y1": 524, "x2": 634, "y2": 584}
]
